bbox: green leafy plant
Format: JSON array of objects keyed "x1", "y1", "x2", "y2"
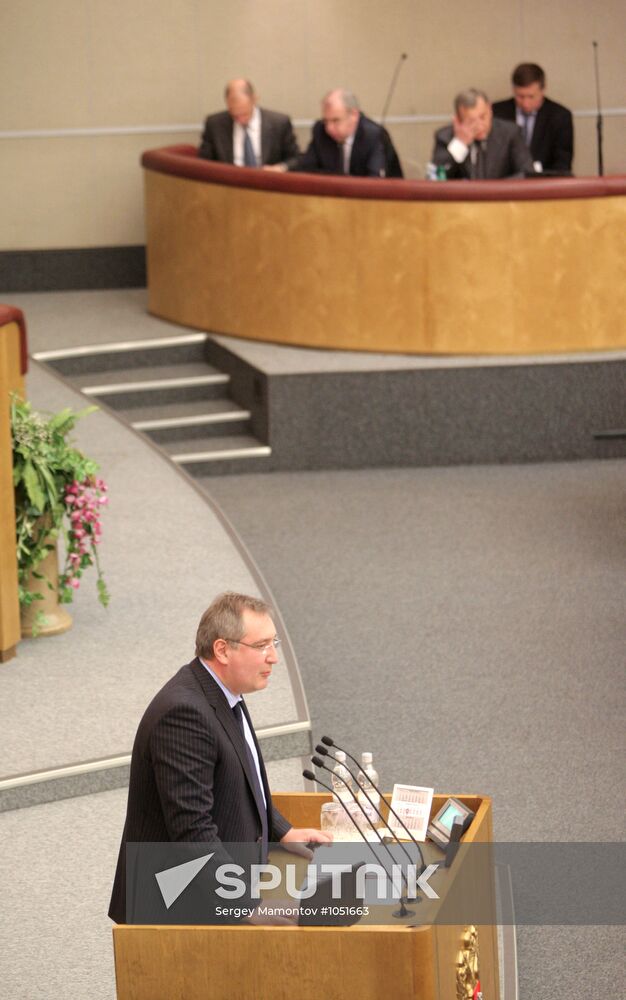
[{"x1": 11, "y1": 395, "x2": 110, "y2": 628}]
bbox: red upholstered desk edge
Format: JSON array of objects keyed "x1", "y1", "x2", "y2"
[
  {"x1": 141, "y1": 145, "x2": 626, "y2": 203},
  {"x1": 0, "y1": 305, "x2": 28, "y2": 375}
]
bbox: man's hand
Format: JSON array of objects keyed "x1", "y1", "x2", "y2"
[
  {"x1": 452, "y1": 113, "x2": 477, "y2": 147},
  {"x1": 262, "y1": 163, "x2": 287, "y2": 172},
  {"x1": 280, "y1": 826, "x2": 333, "y2": 859}
]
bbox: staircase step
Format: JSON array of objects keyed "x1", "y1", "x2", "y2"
[
  {"x1": 98, "y1": 381, "x2": 232, "y2": 411},
  {"x1": 165, "y1": 434, "x2": 271, "y2": 463},
  {"x1": 125, "y1": 398, "x2": 251, "y2": 430},
  {"x1": 67, "y1": 361, "x2": 227, "y2": 394},
  {"x1": 35, "y1": 334, "x2": 209, "y2": 376},
  {"x1": 145, "y1": 412, "x2": 252, "y2": 443}
]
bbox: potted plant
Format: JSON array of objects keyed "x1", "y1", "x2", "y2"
[{"x1": 10, "y1": 395, "x2": 110, "y2": 637}]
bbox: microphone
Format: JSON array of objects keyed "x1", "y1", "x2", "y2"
[
  {"x1": 592, "y1": 41, "x2": 604, "y2": 176},
  {"x1": 314, "y1": 745, "x2": 416, "y2": 871},
  {"x1": 321, "y1": 736, "x2": 426, "y2": 872},
  {"x1": 381, "y1": 53, "x2": 408, "y2": 125},
  {"x1": 304, "y1": 766, "x2": 414, "y2": 917},
  {"x1": 311, "y1": 757, "x2": 422, "y2": 916}
]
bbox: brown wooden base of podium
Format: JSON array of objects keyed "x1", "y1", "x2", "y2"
[{"x1": 112, "y1": 793, "x2": 500, "y2": 1000}]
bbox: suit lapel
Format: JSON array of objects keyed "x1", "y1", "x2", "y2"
[
  {"x1": 190, "y1": 659, "x2": 270, "y2": 826},
  {"x1": 218, "y1": 115, "x2": 234, "y2": 163},
  {"x1": 485, "y1": 123, "x2": 505, "y2": 177},
  {"x1": 530, "y1": 103, "x2": 548, "y2": 159},
  {"x1": 259, "y1": 109, "x2": 268, "y2": 165}
]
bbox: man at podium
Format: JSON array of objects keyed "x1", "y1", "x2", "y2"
[{"x1": 109, "y1": 591, "x2": 330, "y2": 923}]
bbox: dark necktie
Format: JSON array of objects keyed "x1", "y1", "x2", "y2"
[
  {"x1": 473, "y1": 141, "x2": 486, "y2": 179},
  {"x1": 232, "y1": 700, "x2": 268, "y2": 851},
  {"x1": 243, "y1": 128, "x2": 257, "y2": 167},
  {"x1": 521, "y1": 114, "x2": 531, "y2": 145},
  {"x1": 337, "y1": 141, "x2": 346, "y2": 174}
]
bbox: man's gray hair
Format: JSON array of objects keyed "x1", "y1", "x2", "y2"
[
  {"x1": 454, "y1": 88, "x2": 489, "y2": 115},
  {"x1": 195, "y1": 592, "x2": 273, "y2": 659},
  {"x1": 324, "y1": 88, "x2": 360, "y2": 112},
  {"x1": 225, "y1": 79, "x2": 255, "y2": 100}
]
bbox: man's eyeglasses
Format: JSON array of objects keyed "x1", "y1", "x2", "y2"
[{"x1": 222, "y1": 637, "x2": 282, "y2": 654}]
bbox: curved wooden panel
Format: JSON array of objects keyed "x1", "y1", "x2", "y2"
[
  {"x1": 143, "y1": 147, "x2": 626, "y2": 355},
  {"x1": 0, "y1": 306, "x2": 26, "y2": 661}
]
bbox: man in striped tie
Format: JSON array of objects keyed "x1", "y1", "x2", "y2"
[{"x1": 199, "y1": 79, "x2": 300, "y2": 171}]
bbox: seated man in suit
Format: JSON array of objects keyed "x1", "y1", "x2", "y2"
[
  {"x1": 492, "y1": 63, "x2": 574, "y2": 174},
  {"x1": 432, "y1": 88, "x2": 534, "y2": 179},
  {"x1": 109, "y1": 591, "x2": 331, "y2": 923},
  {"x1": 199, "y1": 78, "x2": 300, "y2": 171},
  {"x1": 294, "y1": 88, "x2": 401, "y2": 177}
]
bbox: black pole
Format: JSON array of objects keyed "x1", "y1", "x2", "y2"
[
  {"x1": 592, "y1": 41, "x2": 604, "y2": 177},
  {"x1": 381, "y1": 53, "x2": 408, "y2": 125}
]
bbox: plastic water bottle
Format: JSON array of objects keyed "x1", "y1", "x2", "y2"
[
  {"x1": 357, "y1": 752, "x2": 381, "y2": 832},
  {"x1": 319, "y1": 751, "x2": 360, "y2": 840},
  {"x1": 426, "y1": 162, "x2": 448, "y2": 181},
  {"x1": 331, "y1": 750, "x2": 355, "y2": 802}
]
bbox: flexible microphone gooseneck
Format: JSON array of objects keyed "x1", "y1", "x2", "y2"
[
  {"x1": 321, "y1": 736, "x2": 426, "y2": 872},
  {"x1": 592, "y1": 41, "x2": 604, "y2": 176},
  {"x1": 381, "y1": 52, "x2": 408, "y2": 126},
  {"x1": 311, "y1": 755, "x2": 416, "y2": 910},
  {"x1": 304, "y1": 766, "x2": 413, "y2": 918},
  {"x1": 314, "y1": 744, "x2": 416, "y2": 872}
]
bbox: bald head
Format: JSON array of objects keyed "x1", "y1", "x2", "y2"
[
  {"x1": 322, "y1": 88, "x2": 360, "y2": 142},
  {"x1": 225, "y1": 78, "x2": 257, "y2": 126}
]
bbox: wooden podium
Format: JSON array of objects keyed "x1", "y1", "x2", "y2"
[{"x1": 112, "y1": 792, "x2": 500, "y2": 1000}]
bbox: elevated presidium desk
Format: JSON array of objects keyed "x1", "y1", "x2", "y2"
[{"x1": 141, "y1": 145, "x2": 626, "y2": 356}]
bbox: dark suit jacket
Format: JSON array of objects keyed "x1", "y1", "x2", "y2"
[
  {"x1": 198, "y1": 107, "x2": 300, "y2": 169},
  {"x1": 108, "y1": 658, "x2": 291, "y2": 923},
  {"x1": 432, "y1": 117, "x2": 534, "y2": 179},
  {"x1": 492, "y1": 96, "x2": 574, "y2": 174},
  {"x1": 294, "y1": 114, "x2": 388, "y2": 177}
]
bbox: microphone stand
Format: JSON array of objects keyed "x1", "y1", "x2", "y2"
[
  {"x1": 305, "y1": 765, "x2": 415, "y2": 918},
  {"x1": 321, "y1": 736, "x2": 426, "y2": 873},
  {"x1": 381, "y1": 53, "x2": 408, "y2": 125},
  {"x1": 315, "y1": 745, "x2": 417, "y2": 871},
  {"x1": 592, "y1": 41, "x2": 604, "y2": 176}
]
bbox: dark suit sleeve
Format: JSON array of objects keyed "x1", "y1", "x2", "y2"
[
  {"x1": 548, "y1": 105, "x2": 574, "y2": 173},
  {"x1": 492, "y1": 99, "x2": 515, "y2": 123},
  {"x1": 431, "y1": 127, "x2": 466, "y2": 179},
  {"x1": 364, "y1": 137, "x2": 386, "y2": 177},
  {"x1": 198, "y1": 118, "x2": 218, "y2": 161},
  {"x1": 277, "y1": 117, "x2": 300, "y2": 170},
  {"x1": 293, "y1": 123, "x2": 326, "y2": 172},
  {"x1": 295, "y1": 140, "x2": 319, "y2": 171},
  {"x1": 270, "y1": 805, "x2": 292, "y2": 841},
  {"x1": 150, "y1": 702, "x2": 222, "y2": 841}
]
